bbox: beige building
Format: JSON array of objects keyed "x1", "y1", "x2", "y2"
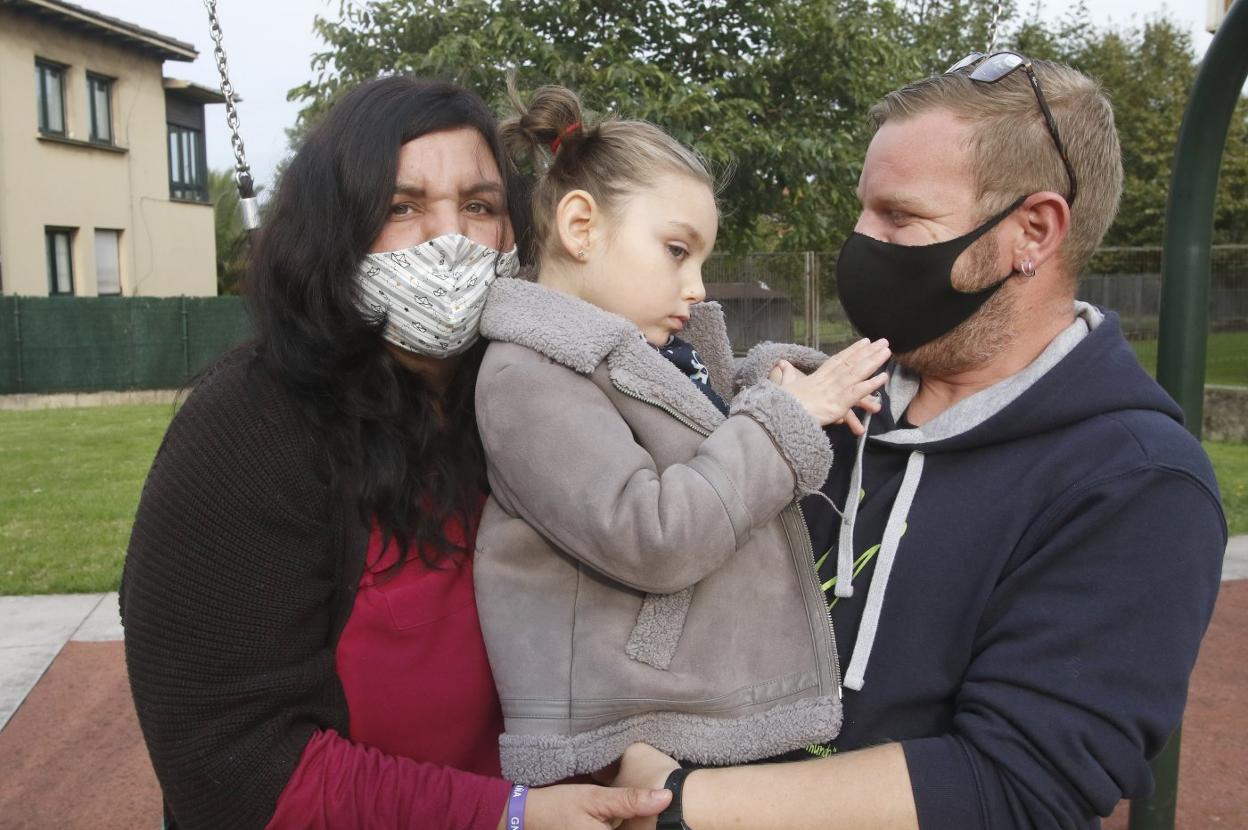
[{"x1": 0, "y1": 0, "x2": 225, "y2": 297}]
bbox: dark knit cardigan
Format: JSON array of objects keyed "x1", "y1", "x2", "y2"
[{"x1": 121, "y1": 350, "x2": 370, "y2": 830}]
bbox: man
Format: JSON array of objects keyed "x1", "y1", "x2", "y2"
[{"x1": 613, "y1": 55, "x2": 1226, "y2": 829}]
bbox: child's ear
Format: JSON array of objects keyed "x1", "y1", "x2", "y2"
[{"x1": 555, "y1": 189, "x2": 598, "y2": 262}]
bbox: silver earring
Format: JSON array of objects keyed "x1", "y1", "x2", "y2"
[
  {"x1": 1020, "y1": 259, "x2": 1037, "y2": 277},
  {"x1": 576, "y1": 248, "x2": 586, "y2": 259}
]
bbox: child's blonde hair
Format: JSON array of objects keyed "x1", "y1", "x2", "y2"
[{"x1": 500, "y1": 83, "x2": 715, "y2": 268}]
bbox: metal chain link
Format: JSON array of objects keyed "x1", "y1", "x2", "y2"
[
  {"x1": 202, "y1": 0, "x2": 258, "y2": 227},
  {"x1": 986, "y1": 0, "x2": 1005, "y2": 53}
]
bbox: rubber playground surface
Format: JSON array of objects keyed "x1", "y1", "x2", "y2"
[{"x1": 1, "y1": 551, "x2": 1244, "y2": 828}]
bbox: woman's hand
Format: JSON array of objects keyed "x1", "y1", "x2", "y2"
[
  {"x1": 768, "y1": 338, "x2": 890, "y2": 433},
  {"x1": 509, "y1": 781, "x2": 672, "y2": 830}
]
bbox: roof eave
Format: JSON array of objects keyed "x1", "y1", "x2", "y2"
[
  {"x1": 2, "y1": 0, "x2": 198, "y2": 62},
  {"x1": 163, "y1": 78, "x2": 232, "y2": 105}
]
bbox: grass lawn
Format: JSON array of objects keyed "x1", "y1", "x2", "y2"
[
  {"x1": 786, "y1": 325, "x2": 1248, "y2": 388},
  {"x1": 1206, "y1": 441, "x2": 1248, "y2": 539},
  {"x1": 1130, "y1": 332, "x2": 1248, "y2": 387},
  {"x1": 1, "y1": 404, "x2": 174, "y2": 595},
  {"x1": 0, "y1": 404, "x2": 1245, "y2": 595}
]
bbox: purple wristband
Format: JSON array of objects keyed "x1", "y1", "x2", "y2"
[{"x1": 507, "y1": 783, "x2": 528, "y2": 830}]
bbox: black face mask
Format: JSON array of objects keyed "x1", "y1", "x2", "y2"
[{"x1": 835, "y1": 197, "x2": 1025, "y2": 354}]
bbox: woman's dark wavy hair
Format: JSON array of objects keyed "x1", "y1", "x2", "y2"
[{"x1": 245, "y1": 76, "x2": 530, "y2": 570}]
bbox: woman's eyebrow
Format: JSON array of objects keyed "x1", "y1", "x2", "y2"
[
  {"x1": 391, "y1": 181, "x2": 503, "y2": 198},
  {"x1": 461, "y1": 181, "x2": 503, "y2": 197}
]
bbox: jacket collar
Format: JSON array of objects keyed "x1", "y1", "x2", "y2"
[{"x1": 481, "y1": 277, "x2": 733, "y2": 433}]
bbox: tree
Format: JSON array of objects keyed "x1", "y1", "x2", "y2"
[
  {"x1": 209, "y1": 169, "x2": 254, "y2": 295},
  {"x1": 290, "y1": 0, "x2": 1014, "y2": 252},
  {"x1": 1014, "y1": 8, "x2": 1248, "y2": 246},
  {"x1": 289, "y1": 0, "x2": 1248, "y2": 251}
]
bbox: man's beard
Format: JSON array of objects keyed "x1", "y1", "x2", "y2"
[{"x1": 894, "y1": 228, "x2": 1018, "y2": 378}]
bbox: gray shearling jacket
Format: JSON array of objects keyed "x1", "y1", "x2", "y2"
[{"x1": 474, "y1": 277, "x2": 843, "y2": 785}]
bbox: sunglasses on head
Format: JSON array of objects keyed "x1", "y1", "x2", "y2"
[{"x1": 946, "y1": 51, "x2": 1078, "y2": 206}]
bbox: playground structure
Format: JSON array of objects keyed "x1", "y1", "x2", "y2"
[{"x1": 1132, "y1": 0, "x2": 1247, "y2": 826}]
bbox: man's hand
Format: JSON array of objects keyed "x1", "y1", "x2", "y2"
[{"x1": 606, "y1": 742, "x2": 919, "y2": 830}]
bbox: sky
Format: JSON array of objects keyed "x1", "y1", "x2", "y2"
[{"x1": 80, "y1": 0, "x2": 1224, "y2": 193}]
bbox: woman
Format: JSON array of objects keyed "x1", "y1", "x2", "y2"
[{"x1": 121, "y1": 76, "x2": 670, "y2": 830}]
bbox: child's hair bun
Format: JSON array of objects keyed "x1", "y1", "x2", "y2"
[
  {"x1": 501, "y1": 79, "x2": 715, "y2": 270},
  {"x1": 501, "y1": 80, "x2": 587, "y2": 166}
]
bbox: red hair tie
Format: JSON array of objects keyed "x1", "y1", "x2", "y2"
[{"x1": 549, "y1": 122, "x2": 581, "y2": 154}]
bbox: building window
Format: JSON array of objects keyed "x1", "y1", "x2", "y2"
[
  {"x1": 168, "y1": 124, "x2": 207, "y2": 202},
  {"x1": 35, "y1": 60, "x2": 66, "y2": 135},
  {"x1": 46, "y1": 228, "x2": 75, "y2": 295},
  {"x1": 88, "y1": 74, "x2": 113, "y2": 144},
  {"x1": 95, "y1": 229, "x2": 121, "y2": 295}
]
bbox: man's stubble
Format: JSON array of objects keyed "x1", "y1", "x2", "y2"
[{"x1": 893, "y1": 229, "x2": 1020, "y2": 379}]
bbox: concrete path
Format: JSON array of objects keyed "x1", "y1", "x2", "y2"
[
  {"x1": 0, "y1": 592, "x2": 124, "y2": 730},
  {"x1": 0, "y1": 592, "x2": 155, "y2": 828},
  {"x1": 0, "y1": 388, "x2": 179, "y2": 412},
  {"x1": 1, "y1": 541, "x2": 1246, "y2": 828},
  {"x1": 1219, "y1": 533, "x2": 1248, "y2": 581}
]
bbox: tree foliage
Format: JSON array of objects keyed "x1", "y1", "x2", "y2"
[
  {"x1": 290, "y1": 0, "x2": 1013, "y2": 252},
  {"x1": 288, "y1": 0, "x2": 1248, "y2": 251},
  {"x1": 210, "y1": 169, "x2": 253, "y2": 295},
  {"x1": 1016, "y1": 10, "x2": 1248, "y2": 247}
]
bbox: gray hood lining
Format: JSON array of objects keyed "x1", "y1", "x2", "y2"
[{"x1": 876, "y1": 302, "x2": 1103, "y2": 446}]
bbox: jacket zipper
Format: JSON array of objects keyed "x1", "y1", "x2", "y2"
[
  {"x1": 611, "y1": 381, "x2": 713, "y2": 437},
  {"x1": 794, "y1": 500, "x2": 843, "y2": 699},
  {"x1": 613, "y1": 379, "x2": 843, "y2": 699}
]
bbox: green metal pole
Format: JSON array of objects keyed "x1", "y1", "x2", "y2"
[
  {"x1": 1152, "y1": 0, "x2": 1248, "y2": 433},
  {"x1": 1130, "y1": 726, "x2": 1181, "y2": 830},
  {"x1": 1129, "y1": 1, "x2": 1248, "y2": 829}
]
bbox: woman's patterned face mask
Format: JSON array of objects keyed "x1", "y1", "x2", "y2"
[{"x1": 355, "y1": 233, "x2": 519, "y2": 358}]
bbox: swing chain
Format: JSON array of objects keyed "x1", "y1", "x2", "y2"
[
  {"x1": 203, "y1": 0, "x2": 260, "y2": 229},
  {"x1": 986, "y1": 0, "x2": 1005, "y2": 53}
]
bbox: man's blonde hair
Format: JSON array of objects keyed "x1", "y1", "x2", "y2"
[{"x1": 869, "y1": 59, "x2": 1123, "y2": 282}]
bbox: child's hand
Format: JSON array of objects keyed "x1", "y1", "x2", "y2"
[
  {"x1": 767, "y1": 339, "x2": 890, "y2": 432},
  {"x1": 518, "y1": 780, "x2": 670, "y2": 830}
]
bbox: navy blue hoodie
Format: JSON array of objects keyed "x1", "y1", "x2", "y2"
[{"x1": 779, "y1": 305, "x2": 1225, "y2": 828}]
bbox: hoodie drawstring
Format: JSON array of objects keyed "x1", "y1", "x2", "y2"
[
  {"x1": 834, "y1": 415, "x2": 872, "y2": 598},
  {"x1": 843, "y1": 450, "x2": 925, "y2": 691}
]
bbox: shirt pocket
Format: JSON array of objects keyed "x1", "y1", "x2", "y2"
[{"x1": 378, "y1": 560, "x2": 477, "y2": 631}]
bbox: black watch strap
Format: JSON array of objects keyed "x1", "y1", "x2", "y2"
[{"x1": 655, "y1": 767, "x2": 693, "y2": 830}]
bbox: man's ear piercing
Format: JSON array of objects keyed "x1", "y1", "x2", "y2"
[{"x1": 1020, "y1": 259, "x2": 1037, "y2": 277}]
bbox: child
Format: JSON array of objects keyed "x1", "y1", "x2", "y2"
[{"x1": 474, "y1": 84, "x2": 889, "y2": 785}]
